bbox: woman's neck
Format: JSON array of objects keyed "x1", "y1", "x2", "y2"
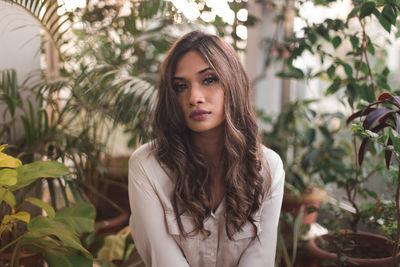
[{"x1": 191, "y1": 128, "x2": 223, "y2": 166}]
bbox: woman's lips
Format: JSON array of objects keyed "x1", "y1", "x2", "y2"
[{"x1": 190, "y1": 109, "x2": 211, "y2": 121}]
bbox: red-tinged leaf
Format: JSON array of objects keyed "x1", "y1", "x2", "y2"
[
  {"x1": 378, "y1": 92, "x2": 393, "y2": 101},
  {"x1": 363, "y1": 108, "x2": 395, "y2": 130},
  {"x1": 346, "y1": 107, "x2": 376, "y2": 125},
  {"x1": 370, "y1": 123, "x2": 391, "y2": 133},
  {"x1": 359, "y1": 138, "x2": 369, "y2": 166},
  {"x1": 386, "y1": 137, "x2": 393, "y2": 169}
]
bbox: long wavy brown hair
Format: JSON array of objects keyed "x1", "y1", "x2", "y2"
[{"x1": 151, "y1": 31, "x2": 271, "y2": 240}]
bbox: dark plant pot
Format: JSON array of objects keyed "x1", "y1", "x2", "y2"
[
  {"x1": 282, "y1": 187, "x2": 327, "y2": 224},
  {"x1": 0, "y1": 252, "x2": 42, "y2": 267},
  {"x1": 307, "y1": 232, "x2": 400, "y2": 267},
  {"x1": 95, "y1": 209, "x2": 130, "y2": 236}
]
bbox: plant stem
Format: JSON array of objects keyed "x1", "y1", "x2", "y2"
[
  {"x1": 348, "y1": 136, "x2": 360, "y2": 233},
  {"x1": 392, "y1": 162, "x2": 400, "y2": 266},
  {"x1": 357, "y1": 19, "x2": 376, "y2": 96},
  {"x1": 10, "y1": 235, "x2": 22, "y2": 267},
  {"x1": 0, "y1": 235, "x2": 23, "y2": 255}
]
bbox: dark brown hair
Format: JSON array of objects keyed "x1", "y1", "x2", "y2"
[{"x1": 151, "y1": 30, "x2": 270, "y2": 239}]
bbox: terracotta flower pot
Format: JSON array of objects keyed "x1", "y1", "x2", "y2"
[
  {"x1": 307, "y1": 232, "x2": 400, "y2": 267},
  {"x1": 282, "y1": 187, "x2": 327, "y2": 224}
]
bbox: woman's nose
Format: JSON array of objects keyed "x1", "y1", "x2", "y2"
[{"x1": 189, "y1": 83, "x2": 204, "y2": 106}]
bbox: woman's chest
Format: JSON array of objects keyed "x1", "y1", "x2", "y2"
[{"x1": 163, "y1": 205, "x2": 261, "y2": 267}]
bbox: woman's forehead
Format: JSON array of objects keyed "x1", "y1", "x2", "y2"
[{"x1": 174, "y1": 51, "x2": 212, "y2": 76}]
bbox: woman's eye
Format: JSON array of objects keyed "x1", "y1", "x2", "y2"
[
  {"x1": 203, "y1": 76, "x2": 219, "y2": 85},
  {"x1": 173, "y1": 83, "x2": 187, "y2": 93}
]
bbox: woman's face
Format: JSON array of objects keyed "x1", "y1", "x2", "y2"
[{"x1": 173, "y1": 50, "x2": 225, "y2": 135}]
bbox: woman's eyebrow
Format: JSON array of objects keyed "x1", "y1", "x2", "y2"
[
  {"x1": 197, "y1": 67, "x2": 213, "y2": 74},
  {"x1": 173, "y1": 67, "x2": 214, "y2": 80}
]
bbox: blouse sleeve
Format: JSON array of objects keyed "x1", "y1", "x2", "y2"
[
  {"x1": 237, "y1": 151, "x2": 285, "y2": 267},
  {"x1": 128, "y1": 154, "x2": 191, "y2": 267}
]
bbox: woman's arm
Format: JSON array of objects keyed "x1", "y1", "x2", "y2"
[
  {"x1": 237, "y1": 152, "x2": 285, "y2": 267},
  {"x1": 129, "y1": 155, "x2": 191, "y2": 267}
]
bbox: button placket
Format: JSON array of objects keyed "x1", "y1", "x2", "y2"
[{"x1": 204, "y1": 217, "x2": 218, "y2": 266}]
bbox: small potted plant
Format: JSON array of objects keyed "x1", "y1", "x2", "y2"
[
  {"x1": 307, "y1": 92, "x2": 400, "y2": 266},
  {"x1": 0, "y1": 144, "x2": 95, "y2": 266}
]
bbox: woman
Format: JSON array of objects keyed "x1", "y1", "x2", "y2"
[{"x1": 128, "y1": 31, "x2": 284, "y2": 267}]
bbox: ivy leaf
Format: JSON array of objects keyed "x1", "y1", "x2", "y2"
[
  {"x1": 350, "y1": 35, "x2": 359, "y2": 49},
  {"x1": 360, "y1": 2, "x2": 376, "y2": 19},
  {"x1": 276, "y1": 67, "x2": 304, "y2": 79},
  {"x1": 342, "y1": 63, "x2": 353, "y2": 77},
  {"x1": 326, "y1": 78, "x2": 341, "y2": 95},
  {"x1": 367, "y1": 40, "x2": 375, "y2": 55},
  {"x1": 309, "y1": 32, "x2": 317, "y2": 45},
  {"x1": 347, "y1": 7, "x2": 360, "y2": 20},
  {"x1": 373, "y1": 8, "x2": 392, "y2": 33},
  {"x1": 327, "y1": 65, "x2": 336, "y2": 79},
  {"x1": 332, "y1": 36, "x2": 342, "y2": 49},
  {"x1": 382, "y1": 5, "x2": 397, "y2": 25}
]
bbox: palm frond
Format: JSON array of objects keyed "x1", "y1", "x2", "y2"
[{"x1": 3, "y1": 0, "x2": 72, "y2": 61}]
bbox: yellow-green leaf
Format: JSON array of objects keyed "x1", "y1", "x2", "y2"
[
  {"x1": 97, "y1": 226, "x2": 131, "y2": 262},
  {"x1": 0, "y1": 144, "x2": 6, "y2": 152},
  {"x1": 0, "y1": 152, "x2": 22, "y2": 168},
  {"x1": 25, "y1": 197, "x2": 55, "y2": 218},
  {"x1": 0, "y1": 169, "x2": 17, "y2": 186},
  {"x1": 10, "y1": 161, "x2": 70, "y2": 191},
  {"x1": 0, "y1": 188, "x2": 16, "y2": 207},
  {"x1": 2, "y1": 211, "x2": 31, "y2": 224}
]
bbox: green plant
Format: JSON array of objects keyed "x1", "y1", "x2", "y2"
[
  {"x1": 260, "y1": 99, "x2": 345, "y2": 196},
  {"x1": 276, "y1": 206, "x2": 307, "y2": 267},
  {"x1": 348, "y1": 92, "x2": 400, "y2": 265},
  {"x1": 93, "y1": 226, "x2": 142, "y2": 267},
  {"x1": 0, "y1": 144, "x2": 95, "y2": 266},
  {"x1": 266, "y1": 0, "x2": 400, "y2": 263}
]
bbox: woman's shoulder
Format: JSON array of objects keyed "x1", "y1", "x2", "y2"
[
  {"x1": 260, "y1": 144, "x2": 283, "y2": 170},
  {"x1": 129, "y1": 142, "x2": 158, "y2": 170},
  {"x1": 260, "y1": 144, "x2": 285, "y2": 191}
]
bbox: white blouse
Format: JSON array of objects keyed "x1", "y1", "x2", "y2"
[{"x1": 128, "y1": 142, "x2": 285, "y2": 267}]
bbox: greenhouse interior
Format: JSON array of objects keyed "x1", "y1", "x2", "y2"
[{"x1": 1, "y1": 0, "x2": 400, "y2": 266}]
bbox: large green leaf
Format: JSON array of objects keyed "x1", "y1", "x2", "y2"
[
  {"x1": 54, "y1": 202, "x2": 95, "y2": 234},
  {"x1": 43, "y1": 250, "x2": 93, "y2": 267},
  {"x1": 9, "y1": 161, "x2": 69, "y2": 191},
  {"x1": 26, "y1": 216, "x2": 91, "y2": 258},
  {"x1": 0, "y1": 169, "x2": 17, "y2": 186},
  {"x1": 23, "y1": 237, "x2": 93, "y2": 267},
  {"x1": 25, "y1": 197, "x2": 55, "y2": 218},
  {"x1": 0, "y1": 188, "x2": 16, "y2": 207}
]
